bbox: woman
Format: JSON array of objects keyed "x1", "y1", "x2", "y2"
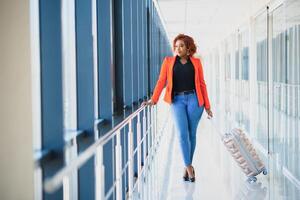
[{"x1": 144, "y1": 34, "x2": 213, "y2": 182}]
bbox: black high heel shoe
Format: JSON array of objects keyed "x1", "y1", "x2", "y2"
[
  {"x1": 183, "y1": 168, "x2": 189, "y2": 181},
  {"x1": 191, "y1": 166, "x2": 195, "y2": 176},
  {"x1": 188, "y1": 166, "x2": 195, "y2": 182},
  {"x1": 188, "y1": 176, "x2": 195, "y2": 182}
]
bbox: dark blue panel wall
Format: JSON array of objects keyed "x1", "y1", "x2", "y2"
[
  {"x1": 97, "y1": 0, "x2": 114, "y2": 197},
  {"x1": 137, "y1": 0, "x2": 143, "y2": 101},
  {"x1": 114, "y1": 0, "x2": 124, "y2": 113},
  {"x1": 76, "y1": 0, "x2": 94, "y2": 136},
  {"x1": 123, "y1": 0, "x2": 133, "y2": 106},
  {"x1": 40, "y1": 0, "x2": 64, "y2": 199},
  {"x1": 132, "y1": 0, "x2": 138, "y2": 103},
  {"x1": 98, "y1": 0, "x2": 113, "y2": 119},
  {"x1": 40, "y1": 0, "x2": 63, "y2": 153},
  {"x1": 75, "y1": 0, "x2": 95, "y2": 199}
]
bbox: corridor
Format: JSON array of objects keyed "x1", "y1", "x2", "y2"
[{"x1": 1, "y1": 0, "x2": 299, "y2": 199}]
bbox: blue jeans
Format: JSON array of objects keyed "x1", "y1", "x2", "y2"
[{"x1": 171, "y1": 92, "x2": 204, "y2": 167}]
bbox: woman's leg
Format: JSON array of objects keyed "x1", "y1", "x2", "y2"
[
  {"x1": 186, "y1": 93, "x2": 204, "y2": 162},
  {"x1": 171, "y1": 96, "x2": 191, "y2": 167}
]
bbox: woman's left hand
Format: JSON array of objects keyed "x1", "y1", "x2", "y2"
[{"x1": 205, "y1": 108, "x2": 213, "y2": 119}]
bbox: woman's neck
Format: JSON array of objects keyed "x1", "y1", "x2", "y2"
[{"x1": 178, "y1": 55, "x2": 189, "y2": 60}]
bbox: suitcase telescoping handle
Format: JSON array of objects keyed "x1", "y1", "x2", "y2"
[{"x1": 207, "y1": 117, "x2": 226, "y2": 138}]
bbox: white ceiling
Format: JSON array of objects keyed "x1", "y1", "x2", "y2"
[{"x1": 157, "y1": 0, "x2": 270, "y2": 55}]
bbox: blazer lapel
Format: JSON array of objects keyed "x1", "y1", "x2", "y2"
[
  {"x1": 168, "y1": 56, "x2": 176, "y2": 84},
  {"x1": 190, "y1": 57, "x2": 199, "y2": 83}
]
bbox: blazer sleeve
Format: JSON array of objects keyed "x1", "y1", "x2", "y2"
[
  {"x1": 151, "y1": 57, "x2": 168, "y2": 104},
  {"x1": 198, "y1": 59, "x2": 211, "y2": 110}
]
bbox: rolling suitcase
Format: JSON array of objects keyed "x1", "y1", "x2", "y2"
[
  {"x1": 221, "y1": 128, "x2": 268, "y2": 183},
  {"x1": 209, "y1": 118, "x2": 268, "y2": 183}
]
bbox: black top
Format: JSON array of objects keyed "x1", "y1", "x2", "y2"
[{"x1": 172, "y1": 55, "x2": 195, "y2": 93}]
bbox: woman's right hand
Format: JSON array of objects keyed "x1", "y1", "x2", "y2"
[
  {"x1": 205, "y1": 108, "x2": 213, "y2": 119},
  {"x1": 142, "y1": 99, "x2": 155, "y2": 107}
]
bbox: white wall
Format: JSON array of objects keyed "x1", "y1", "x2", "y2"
[{"x1": 0, "y1": 0, "x2": 34, "y2": 199}]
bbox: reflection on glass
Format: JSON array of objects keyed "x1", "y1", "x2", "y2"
[
  {"x1": 215, "y1": 52, "x2": 220, "y2": 105},
  {"x1": 183, "y1": 182, "x2": 195, "y2": 200},
  {"x1": 272, "y1": 2, "x2": 300, "y2": 199},
  {"x1": 224, "y1": 40, "x2": 231, "y2": 116},
  {"x1": 254, "y1": 13, "x2": 268, "y2": 151},
  {"x1": 234, "y1": 181, "x2": 267, "y2": 200},
  {"x1": 240, "y1": 30, "x2": 250, "y2": 133}
]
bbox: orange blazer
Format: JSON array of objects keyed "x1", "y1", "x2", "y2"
[{"x1": 151, "y1": 56, "x2": 211, "y2": 109}]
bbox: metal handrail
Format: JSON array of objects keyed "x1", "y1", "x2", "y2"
[
  {"x1": 44, "y1": 104, "x2": 147, "y2": 193},
  {"x1": 104, "y1": 112, "x2": 171, "y2": 199},
  {"x1": 64, "y1": 130, "x2": 84, "y2": 143}
]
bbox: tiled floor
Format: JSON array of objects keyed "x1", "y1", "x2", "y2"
[
  {"x1": 135, "y1": 107, "x2": 269, "y2": 200},
  {"x1": 134, "y1": 100, "x2": 299, "y2": 200}
]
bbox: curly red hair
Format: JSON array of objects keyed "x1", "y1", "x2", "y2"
[{"x1": 173, "y1": 34, "x2": 197, "y2": 56}]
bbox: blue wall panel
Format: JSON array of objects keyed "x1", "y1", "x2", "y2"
[
  {"x1": 114, "y1": 0, "x2": 124, "y2": 113},
  {"x1": 75, "y1": 0, "x2": 95, "y2": 199},
  {"x1": 98, "y1": 0, "x2": 114, "y2": 197},
  {"x1": 123, "y1": 0, "x2": 133, "y2": 106},
  {"x1": 39, "y1": 0, "x2": 64, "y2": 199},
  {"x1": 132, "y1": 0, "x2": 138, "y2": 103}
]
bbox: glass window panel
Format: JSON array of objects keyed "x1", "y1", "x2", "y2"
[
  {"x1": 235, "y1": 51, "x2": 239, "y2": 79},
  {"x1": 272, "y1": 2, "x2": 300, "y2": 198},
  {"x1": 254, "y1": 12, "x2": 268, "y2": 151}
]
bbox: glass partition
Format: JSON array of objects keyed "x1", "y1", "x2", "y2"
[
  {"x1": 254, "y1": 12, "x2": 269, "y2": 152},
  {"x1": 271, "y1": 1, "x2": 300, "y2": 198},
  {"x1": 238, "y1": 29, "x2": 250, "y2": 132}
]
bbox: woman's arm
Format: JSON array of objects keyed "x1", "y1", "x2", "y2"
[
  {"x1": 198, "y1": 59, "x2": 212, "y2": 117},
  {"x1": 150, "y1": 57, "x2": 168, "y2": 104}
]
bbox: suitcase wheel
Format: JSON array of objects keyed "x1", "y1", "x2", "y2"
[
  {"x1": 247, "y1": 176, "x2": 257, "y2": 183},
  {"x1": 262, "y1": 167, "x2": 268, "y2": 175}
]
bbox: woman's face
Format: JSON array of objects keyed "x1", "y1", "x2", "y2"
[{"x1": 174, "y1": 39, "x2": 188, "y2": 58}]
